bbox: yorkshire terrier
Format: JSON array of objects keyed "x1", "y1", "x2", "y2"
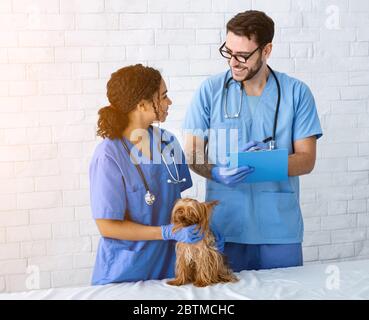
[{"x1": 167, "y1": 198, "x2": 238, "y2": 287}]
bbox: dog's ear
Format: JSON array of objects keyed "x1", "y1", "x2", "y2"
[
  {"x1": 204, "y1": 200, "x2": 219, "y2": 212},
  {"x1": 200, "y1": 201, "x2": 219, "y2": 230},
  {"x1": 171, "y1": 206, "x2": 184, "y2": 223},
  {"x1": 171, "y1": 206, "x2": 187, "y2": 232}
]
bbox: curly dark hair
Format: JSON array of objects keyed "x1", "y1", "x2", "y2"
[
  {"x1": 96, "y1": 64, "x2": 162, "y2": 139},
  {"x1": 226, "y1": 10, "x2": 274, "y2": 47}
]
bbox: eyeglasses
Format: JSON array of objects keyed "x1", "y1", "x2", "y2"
[{"x1": 219, "y1": 42, "x2": 260, "y2": 64}]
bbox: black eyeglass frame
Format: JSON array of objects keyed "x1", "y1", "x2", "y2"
[{"x1": 219, "y1": 42, "x2": 262, "y2": 63}]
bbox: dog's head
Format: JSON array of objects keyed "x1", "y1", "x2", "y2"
[{"x1": 170, "y1": 198, "x2": 219, "y2": 233}]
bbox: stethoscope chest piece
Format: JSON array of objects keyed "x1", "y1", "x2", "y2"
[
  {"x1": 121, "y1": 127, "x2": 187, "y2": 207},
  {"x1": 144, "y1": 190, "x2": 156, "y2": 206}
]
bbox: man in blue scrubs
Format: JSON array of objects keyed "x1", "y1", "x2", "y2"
[{"x1": 183, "y1": 11, "x2": 323, "y2": 271}]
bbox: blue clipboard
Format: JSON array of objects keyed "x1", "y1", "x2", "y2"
[{"x1": 229, "y1": 148, "x2": 288, "y2": 183}]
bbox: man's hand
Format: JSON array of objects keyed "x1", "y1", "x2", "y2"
[{"x1": 211, "y1": 165, "x2": 254, "y2": 187}]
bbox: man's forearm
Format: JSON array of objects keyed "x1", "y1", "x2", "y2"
[
  {"x1": 189, "y1": 163, "x2": 214, "y2": 179},
  {"x1": 288, "y1": 152, "x2": 315, "y2": 176},
  {"x1": 185, "y1": 135, "x2": 214, "y2": 180}
]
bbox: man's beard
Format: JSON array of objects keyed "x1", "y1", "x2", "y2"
[{"x1": 234, "y1": 55, "x2": 263, "y2": 82}]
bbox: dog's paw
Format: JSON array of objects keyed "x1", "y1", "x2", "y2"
[
  {"x1": 218, "y1": 273, "x2": 238, "y2": 283},
  {"x1": 167, "y1": 279, "x2": 183, "y2": 286},
  {"x1": 193, "y1": 281, "x2": 209, "y2": 287}
]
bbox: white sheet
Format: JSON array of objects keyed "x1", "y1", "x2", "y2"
[{"x1": 1, "y1": 259, "x2": 369, "y2": 300}]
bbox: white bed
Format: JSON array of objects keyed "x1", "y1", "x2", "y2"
[{"x1": 1, "y1": 259, "x2": 369, "y2": 300}]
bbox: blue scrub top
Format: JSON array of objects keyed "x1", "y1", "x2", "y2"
[
  {"x1": 183, "y1": 69, "x2": 322, "y2": 245},
  {"x1": 89, "y1": 126, "x2": 192, "y2": 285}
]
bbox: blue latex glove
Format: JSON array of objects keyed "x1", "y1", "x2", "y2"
[
  {"x1": 211, "y1": 225, "x2": 225, "y2": 253},
  {"x1": 161, "y1": 224, "x2": 204, "y2": 243},
  {"x1": 240, "y1": 140, "x2": 269, "y2": 152},
  {"x1": 211, "y1": 140, "x2": 268, "y2": 186},
  {"x1": 211, "y1": 166, "x2": 254, "y2": 187}
]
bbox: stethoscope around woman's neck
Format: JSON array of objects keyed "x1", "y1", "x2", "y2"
[
  {"x1": 223, "y1": 64, "x2": 281, "y2": 150},
  {"x1": 120, "y1": 126, "x2": 186, "y2": 205}
]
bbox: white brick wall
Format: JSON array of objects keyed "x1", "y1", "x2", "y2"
[{"x1": 0, "y1": 0, "x2": 368, "y2": 293}]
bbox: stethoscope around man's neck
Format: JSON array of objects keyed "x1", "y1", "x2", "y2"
[
  {"x1": 223, "y1": 64, "x2": 281, "y2": 150},
  {"x1": 120, "y1": 126, "x2": 186, "y2": 206}
]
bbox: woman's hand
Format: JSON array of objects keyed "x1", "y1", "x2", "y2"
[{"x1": 211, "y1": 225, "x2": 225, "y2": 253}]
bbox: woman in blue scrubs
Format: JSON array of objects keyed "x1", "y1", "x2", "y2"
[{"x1": 89, "y1": 64, "x2": 203, "y2": 285}]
